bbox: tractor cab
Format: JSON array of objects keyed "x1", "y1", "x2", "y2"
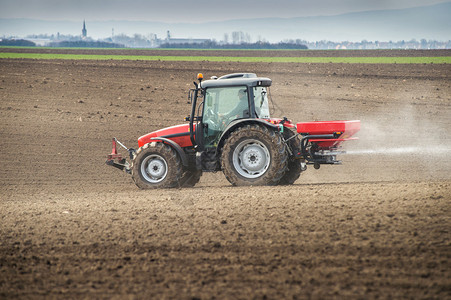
[{"x1": 189, "y1": 73, "x2": 272, "y2": 149}]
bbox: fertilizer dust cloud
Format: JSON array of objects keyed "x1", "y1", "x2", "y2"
[
  {"x1": 347, "y1": 146, "x2": 450, "y2": 156},
  {"x1": 347, "y1": 104, "x2": 451, "y2": 156},
  {"x1": 342, "y1": 103, "x2": 451, "y2": 181}
]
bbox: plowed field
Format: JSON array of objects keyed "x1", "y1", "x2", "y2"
[{"x1": 1, "y1": 49, "x2": 450, "y2": 299}]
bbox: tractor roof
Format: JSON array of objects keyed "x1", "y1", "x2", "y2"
[{"x1": 201, "y1": 73, "x2": 272, "y2": 89}]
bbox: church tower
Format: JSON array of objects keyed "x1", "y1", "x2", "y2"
[{"x1": 82, "y1": 20, "x2": 87, "y2": 38}]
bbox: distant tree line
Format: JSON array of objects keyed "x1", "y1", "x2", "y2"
[
  {"x1": 109, "y1": 33, "x2": 158, "y2": 48},
  {"x1": 0, "y1": 39, "x2": 36, "y2": 46},
  {"x1": 48, "y1": 40, "x2": 124, "y2": 48},
  {"x1": 160, "y1": 41, "x2": 308, "y2": 50},
  {"x1": 3, "y1": 32, "x2": 449, "y2": 49},
  {"x1": 301, "y1": 39, "x2": 451, "y2": 50}
]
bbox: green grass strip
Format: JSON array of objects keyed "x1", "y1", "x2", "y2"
[{"x1": 0, "y1": 52, "x2": 450, "y2": 64}]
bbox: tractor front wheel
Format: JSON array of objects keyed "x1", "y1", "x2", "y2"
[
  {"x1": 131, "y1": 142, "x2": 182, "y2": 189},
  {"x1": 221, "y1": 124, "x2": 287, "y2": 186}
]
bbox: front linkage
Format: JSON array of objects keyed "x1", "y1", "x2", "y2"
[{"x1": 106, "y1": 138, "x2": 136, "y2": 174}]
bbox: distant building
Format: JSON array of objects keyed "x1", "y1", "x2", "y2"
[
  {"x1": 82, "y1": 20, "x2": 87, "y2": 38},
  {"x1": 163, "y1": 30, "x2": 209, "y2": 45}
]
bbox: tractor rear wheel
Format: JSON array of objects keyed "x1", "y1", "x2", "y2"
[
  {"x1": 131, "y1": 142, "x2": 182, "y2": 189},
  {"x1": 278, "y1": 129, "x2": 304, "y2": 185},
  {"x1": 221, "y1": 124, "x2": 287, "y2": 186}
]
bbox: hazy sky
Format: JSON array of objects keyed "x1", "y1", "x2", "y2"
[{"x1": 1, "y1": 0, "x2": 450, "y2": 22}]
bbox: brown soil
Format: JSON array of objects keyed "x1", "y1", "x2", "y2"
[{"x1": 1, "y1": 51, "x2": 450, "y2": 299}]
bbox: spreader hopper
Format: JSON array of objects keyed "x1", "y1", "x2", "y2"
[{"x1": 296, "y1": 120, "x2": 360, "y2": 149}]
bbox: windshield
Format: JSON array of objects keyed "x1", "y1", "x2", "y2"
[{"x1": 253, "y1": 87, "x2": 270, "y2": 119}]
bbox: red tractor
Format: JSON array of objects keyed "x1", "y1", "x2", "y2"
[{"x1": 106, "y1": 73, "x2": 360, "y2": 188}]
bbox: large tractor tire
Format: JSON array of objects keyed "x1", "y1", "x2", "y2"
[
  {"x1": 221, "y1": 124, "x2": 288, "y2": 186},
  {"x1": 131, "y1": 142, "x2": 182, "y2": 189},
  {"x1": 179, "y1": 170, "x2": 202, "y2": 187},
  {"x1": 278, "y1": 129, "x2": 304, "y2": 185}
]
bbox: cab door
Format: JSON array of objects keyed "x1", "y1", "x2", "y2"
[{"x1": 202, "y1": 86, "x2": 249, "y2": 147}]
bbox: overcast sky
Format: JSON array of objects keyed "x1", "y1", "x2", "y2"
[{"x1": 1, "y1": 0, "x2": 450, "y2": 22}]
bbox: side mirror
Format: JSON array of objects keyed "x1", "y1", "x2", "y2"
[{"x1": 188, "y1": 89, "x2": 194, "y2": 104}]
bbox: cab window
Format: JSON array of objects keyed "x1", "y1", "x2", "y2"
[
  {"x1": 203, "y1": 86, "x2": 249, "y2": 146},
  {"x1": 253, "y1": 86, "x2": 270, "y2": 119}
]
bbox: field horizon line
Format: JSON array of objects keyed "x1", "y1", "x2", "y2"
[{"x1": 0, "y1": 52, "x2": 450, "y2": 64}]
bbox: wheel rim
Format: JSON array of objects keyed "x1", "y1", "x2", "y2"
[
  {"x1": 232, "y1": 139, "x2": 270, "y2": 178},
  {"x1": 141, "y1": 154, "x2": 168, "y2": 183}
]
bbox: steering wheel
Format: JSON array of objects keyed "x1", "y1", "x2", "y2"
[{"x1": 204, "y1": 108, "x2": 220, "y2": 130}]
